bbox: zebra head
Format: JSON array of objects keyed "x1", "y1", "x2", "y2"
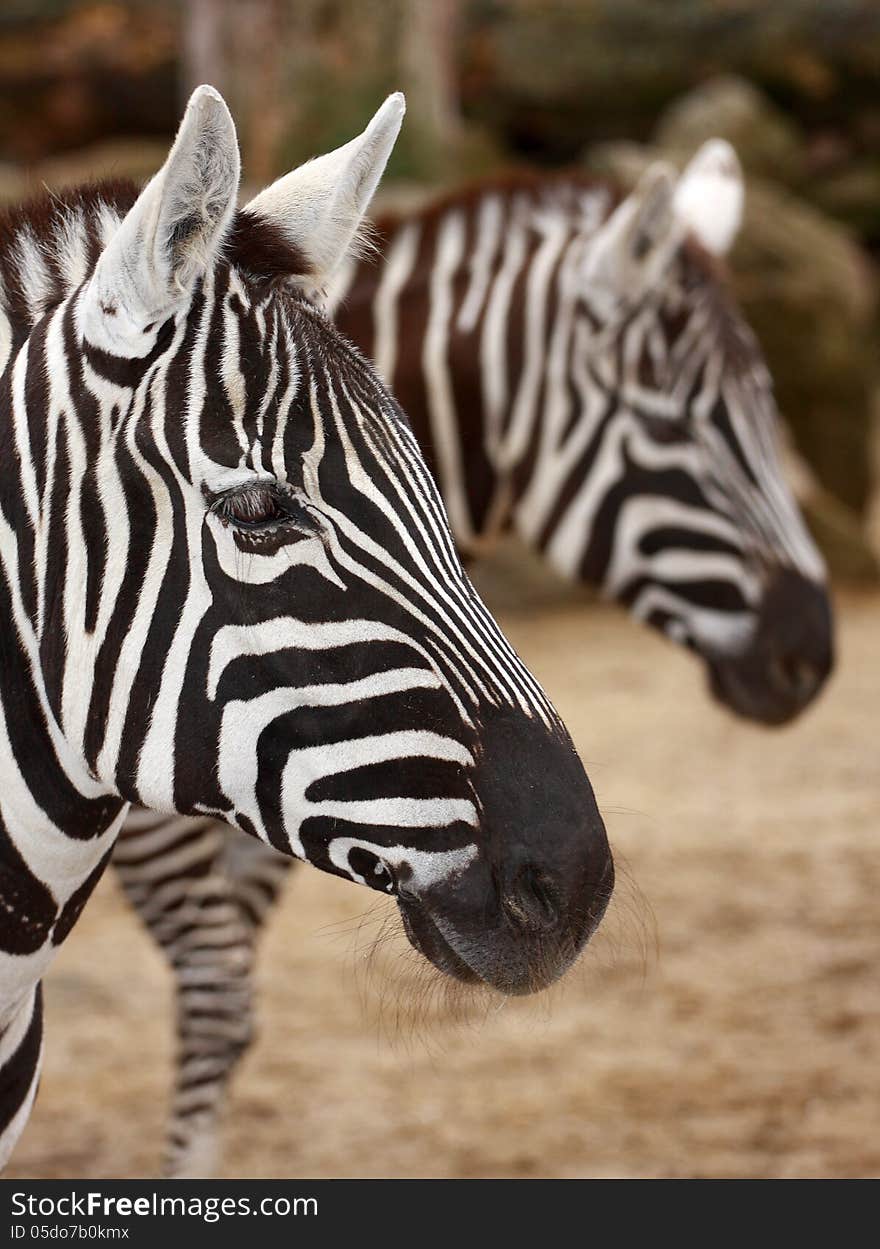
[
  {"x1": 525, "y1": 144, "x2": 832, "y2": 726},
  {"x1": 71, "y1": 89, "x2": 611, "y2": 994}
]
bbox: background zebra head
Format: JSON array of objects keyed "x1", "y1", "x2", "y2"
[
  {"x1": 526, "y1": 144, "x2": 833, "y2": 725},
  {"x1": 62, "y1": 89, "x2": 612, "y2": 994}
]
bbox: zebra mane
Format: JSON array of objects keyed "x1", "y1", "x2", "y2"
[
  {"x1": 674, "y1": 230, "x2": 765, "y2": 378},
  {"x1": 373, "y1": 167, "x2": 622, "y2": 234},
  {"x1": 372, "y1": 165, "x2": 729, "y2": 282},
  {"x1": 0, "y1": 172, "x2": 752, "y2": 375},
  {"x1": 0, "y1": 179, "x2": 136, "y2": 327},
  {"x1": 369, "y1": 167, "x2": 755, "y2": 372},
  {"x1": 0, "y1": 178, "x2": 312, "y2": 332}
]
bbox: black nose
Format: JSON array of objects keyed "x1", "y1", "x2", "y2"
[
  {"x1": 399, "y1": 704, "x2": 613, "y2": 995},
  {"x1": 501, "y1": 864, "x2": 561, "y2": 934},
  {"x1": 761, "y1": 568, "x2": 833, "y2": 703},
  {"x1": 769, "y1": 652, "x2": 826, "y2": 704},
  {"x1": 473, "y1": 705, "x2": 612, "y2": 930},
  {"x1": 707, "y1": 567, "x2": 834, "y2": 726}
]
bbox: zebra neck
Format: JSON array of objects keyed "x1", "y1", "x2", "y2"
[
  {"x1": 0, "y1": 489, "x2": 123, "y2": 831},
  {"x1": 0, "y1": 198, "x2": 127, "y2": 838},
  {"x1": 0, "y1": 554, "x2": 125, "y2": 1006},
  {"x1": 334, "y1": 180, "x2": 608, "y2": 557}
]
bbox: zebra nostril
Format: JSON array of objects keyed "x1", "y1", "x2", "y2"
[
  {"x1": 348, "y1": 848, "x2": 397, "y2": 893},
  {"x1": 501, "y1": 864, "x2": 560, "y2": 934},
  {"x1": 771, "y1": 654, "x2": 822, "y2": 701}
]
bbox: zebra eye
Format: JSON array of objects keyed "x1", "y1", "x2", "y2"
[
  {"x1": 639, "y1": 412, "x2": 691, "y2": 445},
  {"x1": 213, "y1": 483, "x2": 304, "y2": 531}
]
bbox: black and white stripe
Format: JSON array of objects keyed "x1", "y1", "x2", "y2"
[
  {"x1": 109, "y1": 141, "x2": 836, "y2": 1177},
  {"x1": 328, "y1": 153, "x2": 827, "y2": 664},
  {"x1": 0, "y1": 88, "x2": 612, "y2": 1172}
]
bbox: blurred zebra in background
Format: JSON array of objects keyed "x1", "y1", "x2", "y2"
[
  {"x1": 327, "y1": 140, "x2": 832, "y2": 722},
  {"x1": 113, "y1": 140, "x2": 833, "y2": 1176}
]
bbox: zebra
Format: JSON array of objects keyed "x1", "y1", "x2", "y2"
[
  {"x1": 110, "y1": 139, "x2": 835, "y2": 1177},
  {"x1": 0, "y1": 86, "x2": 616, "y2": 1172},
  {"x1": 330, "y1": 141, "x2": 833, "y2": 723}
]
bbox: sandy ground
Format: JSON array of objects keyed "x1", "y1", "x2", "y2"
[{"x1": 6, "y1": 554, "x2": 880, "y2": 1180}]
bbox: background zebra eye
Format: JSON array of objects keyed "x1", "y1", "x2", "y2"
[
  {"x1": 214, "y1": 483, "x2": 292, "y2": 529},
  {"x1": 639, "y1": 413, "x2": 691, "y2": 445}
]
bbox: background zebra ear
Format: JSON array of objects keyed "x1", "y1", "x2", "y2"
[
  {"x1": 582, "y1": 162, "x2": 681, "y2": 303},
  {"x1": 673, "y1": 139, "x2": 744, "y2": 256},
  {"x1": 82, "y1": 85, "x2": 240, "y2": 354},
  {"x1": 243, "y1": 92, "x2": 406, "y2": 289}
]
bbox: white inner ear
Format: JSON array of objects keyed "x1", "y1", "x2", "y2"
[
  {"x1": 673, "y1": 139, "x2": 744, "y2": 256},
  {"x1": 245, "y1": 92, "x2": 406, "y2": 288},
  {"x1": 81, "y1": 85, "x2": 240, "y2": 357}
]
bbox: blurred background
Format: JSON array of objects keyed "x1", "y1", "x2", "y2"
[{"x1": 3, "y1": 0, "x2": 878, "y2": 1179}]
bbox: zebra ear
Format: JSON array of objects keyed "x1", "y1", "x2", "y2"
[
  {"x1": 673, "y1": 139, "x2": 744, "y2": 256},
  {"x1": 243, "y1": 93, "x2": 406, "y2": 289},
  {"x1": 583, "y1": 163, "x2": 682, "y2": 303},
  {"x1": 82, "y1": 85, "x2": 240, "y2": 355}
]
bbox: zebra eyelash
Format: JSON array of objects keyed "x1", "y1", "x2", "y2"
[{"x1": 210, "y1": 481, "x2": 317, "y2": 533}]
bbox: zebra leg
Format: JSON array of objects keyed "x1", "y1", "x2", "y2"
[
  {"x1": 218, "y1": 822, "x2": 295, "y2": 943},
  {"x1": 0, "y1": 984, "x2": 43, "y2": 1171},
  {"x1": 112, "y1": 813, "x2": 294, "y2": 1178},
  {"x1": 113, "y1": 813, "x2": 257, "y2": 1177},
  {"x1": 164, "y1": 826, "x2": 294, "y2": 1175}
]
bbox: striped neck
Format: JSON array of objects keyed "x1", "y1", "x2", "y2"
[{"x1": 330, "y1": 176, "x2": 617, "y2": 556}]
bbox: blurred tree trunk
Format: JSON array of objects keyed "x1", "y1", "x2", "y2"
[
  {"x1": 181, "y1": 0, "x2": 228, "y2": 98},
  {"x1": 230, "y1": 0, "x2": 287, "y2": 185},
  {"x1": 181, "y1": 0, "x2": 287, "y2": 185},
  {"x1": 400, "y1": 0, "x2": 463, "y2": 153}
]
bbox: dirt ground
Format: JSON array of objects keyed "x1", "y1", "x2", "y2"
[{"x1": 6, "y1": 553, "x2": 880, "y2": 1180}]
